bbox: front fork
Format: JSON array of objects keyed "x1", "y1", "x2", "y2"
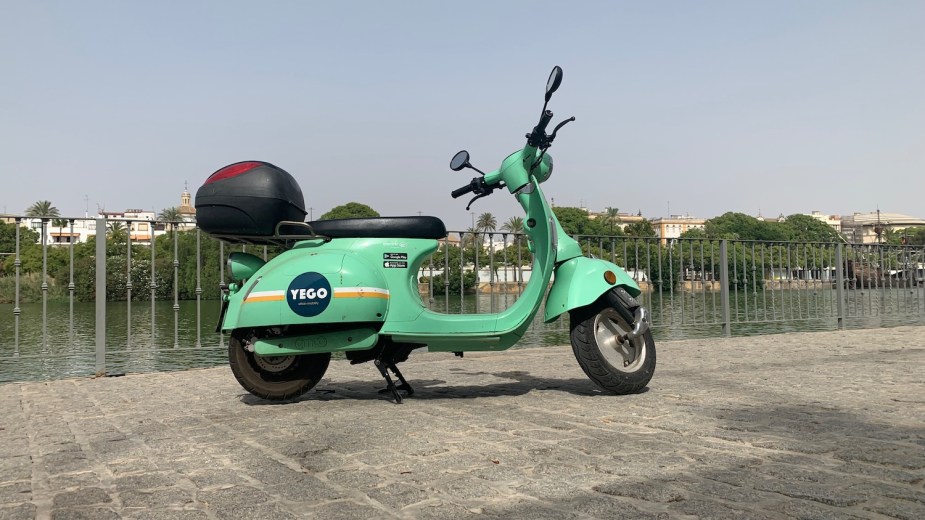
[{"x1": 609, "y1": 286, "x2": 650, "y2": 341}]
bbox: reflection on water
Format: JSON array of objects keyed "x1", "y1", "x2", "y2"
[{"x1": 2, "y1": 286, "x2": 923, "y2": 383}]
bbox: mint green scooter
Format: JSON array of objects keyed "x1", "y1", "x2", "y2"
[{"x1": 212, "y1": 67, "x2": 655, "y2": 403}]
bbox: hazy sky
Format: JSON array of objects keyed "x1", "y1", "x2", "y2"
[{"x1": 2, "y1": 1, "x2": 923, "y2": 230}]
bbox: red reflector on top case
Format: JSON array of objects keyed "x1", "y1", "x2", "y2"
[{"x1": 205, "y1": 161, "x2": 263, "y2": 184}]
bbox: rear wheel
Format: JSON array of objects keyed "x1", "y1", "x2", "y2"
[
  {"x1": 228, "y1": 335, "x2": 331, "y2": 400},
  {"x1": 570, "y1": 298, "x2": 655, "y2": 394}
]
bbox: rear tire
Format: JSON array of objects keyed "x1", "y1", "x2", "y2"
[
  {"x1": 570, "y1": 297, "x2": 656, "y2": 394},
  {"x1": 228, "y1": 335, "x2": 331, "y2": 401}
]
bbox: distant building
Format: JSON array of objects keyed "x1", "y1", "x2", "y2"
[
  {"x1": 176, "y1": 184, "x2": 197, "y2": 231},
  {"x1": 9, "y1": 186, "x2": 196, "y2": 245},
  {"x1": 840, "y1": 211, "x2": 925, "y2": 244},
  {"x1": 805, "y1": 210, "x2": 841, "y2": 231},
  {"x1": 652, "y1": 215, "x2": 706, "y2": 244},
  {"x1": 588, "y1": 210, "x2": 647, "y2": 234}
]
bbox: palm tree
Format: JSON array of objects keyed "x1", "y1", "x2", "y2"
[
  {"x1": 25, "y1": 200, "x2": 59, "y2": 218},
  {"x1": 501, "y1": 216, "x2": 524, "y2": 235},
  {"x1": 501, "y1": 216, "x2": 526, "y2": 282},
  {"x1": 24, "y1": 201, "x2": 59, "y2": 246},
  {"x1": 461, "y1": 226, "x2": 480, "y2": 248},
  {"x1": 107, "y1": 221, "x2": 128, "y2": 242},
  {"x1": 477, "y1": 212, "x2": 497, "y2": 249},
  {"x1": 52, "y1": 218, "x2": 70, "y2": 246},
  {"x1": 158, "y1": 207, "x2": 183, "y2": 226},
  {"x1": 604, "y1": 206, "x2": 621, "y2": 236},
  {"x1": 158, "y1": 207, "x2": 184, "y2": 237},
  {"x1": 476, "y1": 212, "x2": 497, "y2": 234}
]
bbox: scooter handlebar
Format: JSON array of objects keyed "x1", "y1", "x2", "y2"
[{"x1": 451, "y1": 179, "x2": 479, "y2": 199}]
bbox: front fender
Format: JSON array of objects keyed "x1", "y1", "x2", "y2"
[{"x1": 544, "y1": 257, "x2": 641, "y2": 323}]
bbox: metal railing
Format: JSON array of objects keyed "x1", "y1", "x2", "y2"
[{"x1": 2, "y1": 216, "x2": 923, "y2": 382}]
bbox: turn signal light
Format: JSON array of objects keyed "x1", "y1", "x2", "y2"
[{"x1": 604, "y1": 271, "x2": 616, "y2": 284}]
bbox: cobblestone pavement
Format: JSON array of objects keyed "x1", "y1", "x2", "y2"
[{"x1": 1, "y1": 326, "x2": 924, "y2": 519}]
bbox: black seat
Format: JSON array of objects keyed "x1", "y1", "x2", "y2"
[{"x1": 306, "y1": 216, "x2": 447, "y2": 239}]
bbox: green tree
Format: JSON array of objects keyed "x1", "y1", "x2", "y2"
[
  {"x1": 25, "y1": 200, "x2": 59, "y2": 218},
  {"x1": 552, "y1": 207, "x2": 603, "y2": 236},
  {"x1": 679, "y1": 227, "x2": 707, "y2": 239},
  {"x1": 0, "y1": 221, "x2": 39, "y2": 276},
  {"x1": 704, "y1": 212, "x2": 788, "y2": 241},
  {"x1": 624, "y1": 219, "x2": 656, "y2": 237},
  {"x1": 900, "y1": 227, "x2": 925, "y2": 245},
  {"x1": 320, "y1": 202, "x2": 379, "y2": 220},
  {"x1": 780, "y1": 214, "x2": 840, "y2": 243}
]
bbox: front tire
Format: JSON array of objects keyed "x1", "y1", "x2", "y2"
[
  {"x1": 570, "y1": 298, "x2": 656, "y2": 394},
  {"x1": 228, "y1": 335, "x2": 331, "y2": 401}
]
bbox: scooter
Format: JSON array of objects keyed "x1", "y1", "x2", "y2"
[{"x1": 199, "y1": 66, "x2": 655, "y2": 403}]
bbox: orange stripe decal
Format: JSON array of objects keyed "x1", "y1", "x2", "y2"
[{"x1": 333, "y1": 287, "x2": 390, "y2": 299}]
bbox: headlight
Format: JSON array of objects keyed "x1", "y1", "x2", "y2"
[{"x1": 534, "y1": 154, "x2": 553, "y2": 183}]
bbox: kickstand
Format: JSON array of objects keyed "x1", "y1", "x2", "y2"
[{"x1": 374, "y1": 359, "x2": 414, "y2": 404}]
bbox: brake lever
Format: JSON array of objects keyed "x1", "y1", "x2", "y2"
[
  {"x1": 548, "y1": 116, "x2": 575, "y2": 142},
  {"x1": 466, "y1": 193, "x2": 487, "y2": 211},
  {"x1": 465, "y1": 182, "x2": 506, "y2": 210}
]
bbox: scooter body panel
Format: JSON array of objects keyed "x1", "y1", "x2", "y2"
[
  {"x1": 253, "y1": 327, "x2": 379, "y2": 355},
  {"x1": 221, "y1": 242, "x2": 390, "y2": 332},
  {"x1": 544, "y1": 256, "x2": 641, "y2": 323}
]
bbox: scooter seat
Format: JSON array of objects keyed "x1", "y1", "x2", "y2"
[{"x1": 308, "y1": 216, "x2": 447, "y2": 239}]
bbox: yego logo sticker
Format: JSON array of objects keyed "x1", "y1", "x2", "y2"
[{"x1": 286, "y1": 272, "x2": 332, "y2": 317}]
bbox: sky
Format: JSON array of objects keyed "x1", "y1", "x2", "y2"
[{"x1": 1, "y1": 1, "x2": 923, "y2": 231}]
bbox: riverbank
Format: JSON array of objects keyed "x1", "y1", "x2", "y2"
[{"x1": 2, "y1": 326, "x2": 923, "y2": 519}]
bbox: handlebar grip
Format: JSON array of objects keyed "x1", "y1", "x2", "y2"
[{"x1": 451, "y1": 182, "x2": 476, "y2": 199}]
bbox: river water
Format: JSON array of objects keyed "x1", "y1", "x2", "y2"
[{"x1": 2, "y1": 287, "x2": 923, "y2": 383}]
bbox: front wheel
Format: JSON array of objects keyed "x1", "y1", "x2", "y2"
[
  {"x1": 570, "y1": 298, "x2": 656, "y2": 394},
  {"x1": 229, "y1": 335, "x2": 331, "y2": 401}
]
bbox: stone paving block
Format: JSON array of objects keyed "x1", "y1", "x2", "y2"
[
  {"x1": 51, "y1": 487, "x2": 112, "y2": 508},
  {"x1": 0, "y1": 459, "x2": 31, "y2": 484},
  {"x1": 765, "y1": 498, "x2": 872, "y2": 520},
  {"x1": 0, "y1": 482, "x2": 30, "y2": 505},
  {"x1": 265, "y1": 474, "x2": 348, "y2": 502},
  {"x1": 120, "y1": 488, "x2": 195, "y2": 509},
  {"x1": 50, "y1": 507, "x2": 121, "y2": 520},
  {"x1": 197, "y1": 485, "x2": 271, "y2": 509},
  {"x1": 46, "y1": 472, "x2": 102, "y2": 491},
  {"x1": 863, "y1": 496, "x2": 925, "y2": 520},
  {"x1": 309, "y1": 499, "x2": 400, "y2": 519},
  {"x1": 478, "y1": 498, "x2": 586, "y2": 520},
  {"x1": 366, "y1": 482, "x2": 435, "y2": 509},
  {"x1": 402, "y1": 500, "x2": 483, "y2": 520},
  {"x1": 125, "y1": 509, "x2": 210, "y2": 520},
  {"x1": 183, "y1": 469, "x2": 249, "y2": 490},
  {"x1": 212, "y1": 503, "x2": 298, "y2": 520},
  {"x1": 0, "y1": 503, "x2": 37, "y2": 520}
]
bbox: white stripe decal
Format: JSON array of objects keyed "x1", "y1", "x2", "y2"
[
  {"x1": 333, "y1": 287, "x2": 390, "y2": 296},
  {"x1": 245, "y1": 290, "x2": 286, "y2": 300}
]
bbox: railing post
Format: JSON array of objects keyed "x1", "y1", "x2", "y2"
[
  {"x1": 835, "y1": 243, "x2": 846, "y2": 330},
  {"x1": 719, "y1": 239, "x2": 731, "y2": 336},
  {"x1": 95, "y1": 218, "x2": 107, "y2": 374},
  {"x1": 13, "y1": 219, "x2": 21, "y2": 357},
  {"x1": 42, "y1": 219, "x2": 48, "y2": 349}
]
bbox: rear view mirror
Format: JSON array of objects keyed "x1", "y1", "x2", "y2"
[
  {"x1": 545, "y1": 66, "x2": 563, "y2": 102},
  {"x1": 450, "y1": 150, "x2": 470, "y2": 171}
]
